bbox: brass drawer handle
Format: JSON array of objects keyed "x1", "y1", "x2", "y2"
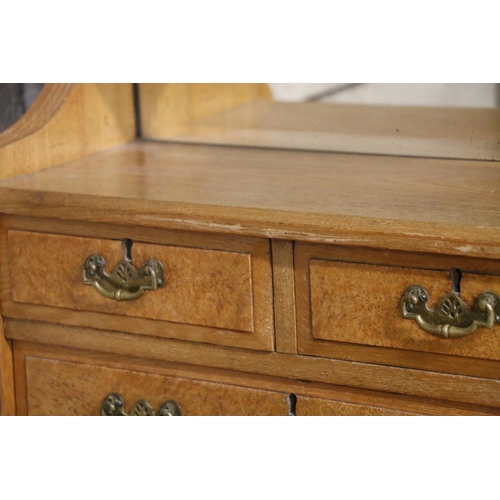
[
  {"x1": 401, "y1": 274, "x2": 500, "y2": 338},
  {"x1": 82, "y1": 238, "x2": 164, "y2": 301},
  {"x1": 100, "y1": 393, "x2": 181, "y2": 416}
]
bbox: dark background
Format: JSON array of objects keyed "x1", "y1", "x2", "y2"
[{"x1": 0, "y1": 83, "x2": 44, "y2": 132}]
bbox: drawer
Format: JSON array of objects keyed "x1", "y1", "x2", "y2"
[
  {"x1": 15, "y1": 349, "x2": 289, "y2": 416},
  {"x1": 296, "y1": 243, "x2": 500, "y2": 370},
  {"x1": 294, "y1": 395, "x2": 413, "y2": 416},
  {"x1": 12, "y1": 340, "x2": 499, "y2": 416},
  {"x1": 289, "y1": 390, "x2": 497, "y2": 416},
  {"x1": 4, "y1": 226, "x2": 274, "y2": 350}
]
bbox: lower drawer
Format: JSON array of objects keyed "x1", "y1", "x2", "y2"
[
  {"x1": 16, "y1": 353, "x2": 291, "y2": 416},
  {"x1": 294, "y1": 395, "x2": 413, "y2": 416}
]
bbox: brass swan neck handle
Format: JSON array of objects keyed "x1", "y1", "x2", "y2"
[
  {"x1": 101, "y1": 393, "x2": 181, "y2": 416},
  {"x1": 400, "y1": 284, "x2": 500, "y2": 339},
  {"x1": 81, "y1": 238, "x2": 165, "y2": 301}
]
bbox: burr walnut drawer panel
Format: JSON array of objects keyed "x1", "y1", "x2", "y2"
[
  {"x1": 294, "y1": 395, "x2": 413, "y2": 416},
  {"x1": 6, "y1": 229, "x2": 274, "y2": 350},
  {"x1": 295, "y1": 243, "x2": 500, "y2": 365},
  {"x1": 17, "y1": 353, "x2": 289, "y2": 416}
]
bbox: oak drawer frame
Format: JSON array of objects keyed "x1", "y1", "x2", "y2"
[
  {"x1": 13, "y1": 339, "x2": 499, "y2": 416},
  {"x1": 295, "y1": 241, "x2": 500, "y2": 380},
  {"x1": 0, "y1": 216, "x2": 274, "y2": 351}
]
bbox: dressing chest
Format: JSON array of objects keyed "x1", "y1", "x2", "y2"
[{"x1": 1, "y1": 83, "x2": 499, "y2": 416}]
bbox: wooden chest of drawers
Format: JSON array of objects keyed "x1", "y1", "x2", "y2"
[{"x1": 1, "y1": 84, "x2": 499, "y2": 416}]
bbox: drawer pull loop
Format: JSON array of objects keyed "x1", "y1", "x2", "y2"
[
  {"x1": 400, "y1": 285, "x2": 500, "y2": 338},
  {"x1": 81, "y1": 238, "x2": 165, "y2": 301},
  {"x1": 100, "y1": 393, "x2": 181, "y2": 416}
]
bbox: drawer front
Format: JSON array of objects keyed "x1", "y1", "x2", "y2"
[
  {"x1": 6, "y1": 229, "x2": 274, "y2": 350},
  {"x1": 296, "y1": 243, "x2": 500, "y2": 364},
  {"x1": 295, "y1": 395, "x2": 413, "y2": 416},
  {"x1": 13, "y1": 340, "x2": 499, "y2": 416},
  {"x1": 21, "y1": 356, "x2": 289, "y2": 416}
]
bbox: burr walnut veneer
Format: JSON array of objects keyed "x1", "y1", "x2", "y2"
[{"x1": 1, "y1": 84, "x2": 499, "y2": 416}]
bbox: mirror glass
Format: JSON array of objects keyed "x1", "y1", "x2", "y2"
[
  {"x1": 0, "y1": 83, "x2": 45, "y2": 133},
  {"x1": 268, "y1": 83, "x2": 500, "y2": 107},
  {"x1": 159, "y1": 83, "x2": 500, "y2": 161}
]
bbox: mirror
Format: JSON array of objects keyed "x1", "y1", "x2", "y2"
[
  {"x1": 0, "y1": 83, "x2": 45, "y2": 133},
  {"x1": 140, "y1": 83, "x2": 500, "y2": 161},
  {"x1": 268, "y1": 83, "x2": 500, "y2": 108}
]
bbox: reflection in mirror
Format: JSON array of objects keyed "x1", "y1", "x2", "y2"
[
  {"x1": 135, "y1": 82, "x2": 500, "y2": 162},
  {"x1": 0, "y1": 83, "x2": 44, "y2": 132},
  {"x1": 269, "y1": 83, "x2": 500, "y2": 108}
]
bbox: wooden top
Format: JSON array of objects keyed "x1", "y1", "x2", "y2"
[
  {"x1": 1, "y1": 140, "x2": 500, "y2": 258},
  {"x1": 158, "y1": 100, "x2": 500, "y2": 161}
]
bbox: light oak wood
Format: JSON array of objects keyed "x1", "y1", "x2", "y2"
[
  {"x1": 0, "y1": 84, "x2": 135, "y2": 181},
  {"x1": 139, "y1": 83, "x2": 271, "y2": 139},
  {"x1": 2, "y1": 214, "x2": 267, "y2": 253},
  {"x1": 0, "y1": 316, "x2": 14, "y2": 415},
  {"x1": 1, "y1": 142, "x2": 500, "y2": 258},
  {"x1": 157, "y1": 100, "x2": 500, "y2": 161},
  {"x1": 271, "y1": 240, "x2": 297, "y2": 353},
  {"x1": 14, "y1": 341, "x2": 498, "y2": 415},
  {"x1": 0, "y1": 219, "x2": 14, "y2": 415},
  {"x1": 2, "y1": 85, "x2": 500, "y2": 416},
  {"x1": 0, "y1": 84, "x2": 71, "y2": 149},
  {"x1": 6, "y1": 320, "x2": 500, "y2": 408},
  {"x1": 4, "y1": 226, "x2": 274, "y2": 351}
]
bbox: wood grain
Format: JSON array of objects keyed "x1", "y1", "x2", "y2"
[
  {"x1": 139, "y1": 83, "x2": 271, "y2": 139},
  {"x1": 6, "y1": 320, "x2": 500, "y2": 409},
  {"x1": 14, "y1": 341, "x2": 498, "y2": 415},
  {"x1": 295, "y1": 395, "x2": 413, "y2": 416},
  {"x1": 0, "y1": 216, "x2": 274, "y2": 351},
  {"x1": 9, "y1": 231, "x2": 254, "y2": 332},
  {"x1": 296, "y1": 242, "x2": 500, "y2": 372},
  {"x1": 1, "y1": 142, "x2": 500, "y2": 258},
  {"x1": 0, "y1": 84, "x2": 71, "y2": 148},
  {"x1": 310, "y1": 261, "x2": 500, "y2": 360},
  {"x1": 22, "y1": 357, "x2": 288, "y2": 416},
  {"x1": 0, "y1": 84, "x2": 135, "y2": 181},
  {"x1": 0, "y1": 218, "x2": 14, "y2": 415},
  {"x1": 5, "y1": 228, "x2": 274, "y2": 350},
  {"x1": 158, "y1": 100, "x2": 500, "y2": 161},
  {"x1": 271, "y1": 240, "x2": 297, "y2": 353},
  {"x1": 0, "y1": 316, "x2": 14, "y2": 415}
]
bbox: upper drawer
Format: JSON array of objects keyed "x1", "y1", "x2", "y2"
[
  {"x1": 296, "y1": 243, "x2": 500, "y2": 373},
  {"x1": 4, "y1": 226, "x2": 274, "y2": 350}
]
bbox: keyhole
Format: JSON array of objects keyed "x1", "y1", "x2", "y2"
[
  {"x1": 287, "y1": 394, "x2": 297, "y2": 416},
  {"x1": 122, "y1": 238, "x2": 133, "y2": 262},
  {"x1": 449, "y1": 268, "x2": 462, "y2": 295}
]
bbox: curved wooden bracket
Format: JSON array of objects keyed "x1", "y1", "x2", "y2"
[
  {"x1": 0, "y1": 83, "x2": 135, "y2": 181},
  {"x1": 0, "y1": 84, "x2": 74, "y2": 149}
]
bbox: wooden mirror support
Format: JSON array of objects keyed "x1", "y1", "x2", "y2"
[{"x1": 0, "y1": 84, "x2": 135, "y2": 182}]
